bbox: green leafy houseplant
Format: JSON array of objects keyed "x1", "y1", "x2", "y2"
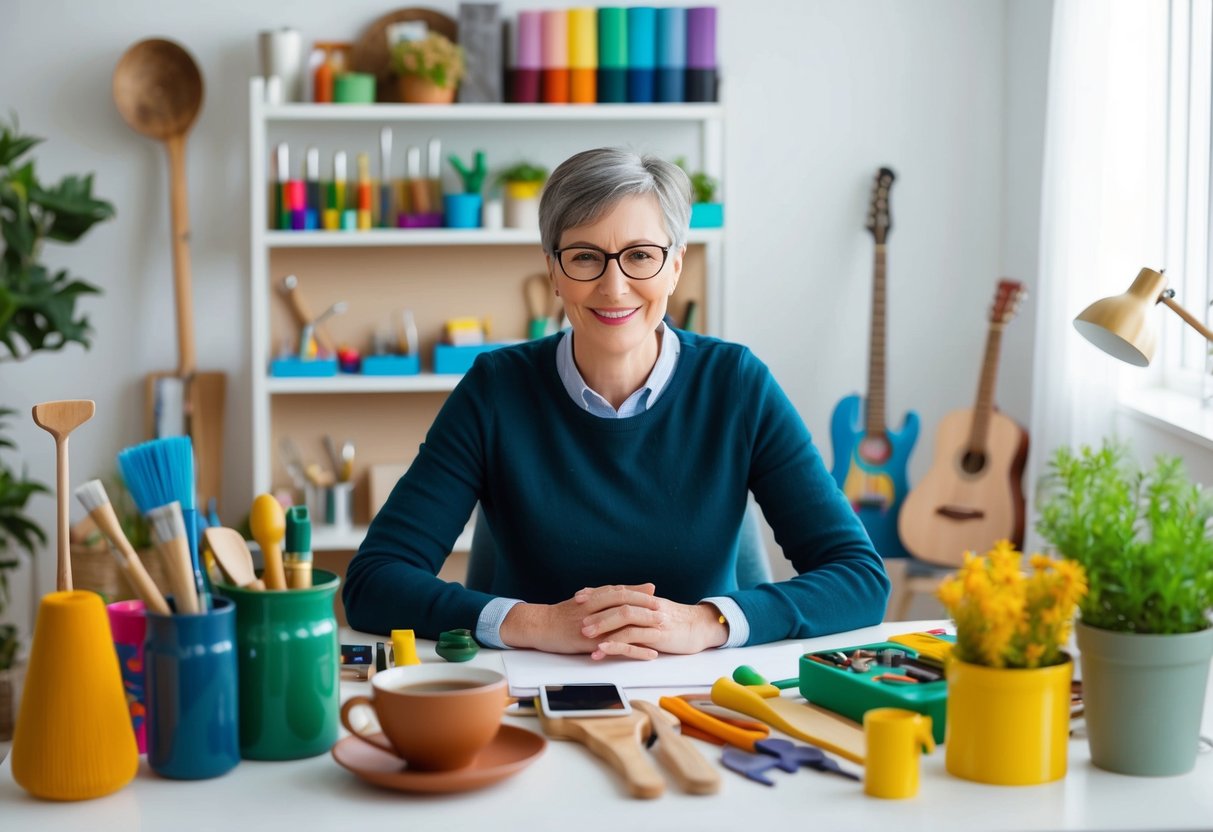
[
  {"x1": 1035, "y1": 440, "x2": 1213, "y2": 634},
  {"x1": 0, "y1": 118, "x2": 113, "y2": 671},
  {"x1": 495, "y1": 162, "x2": 548, "y2": 187},
  {"x1": 674, "y1": 156, "x2": 718, "y2": 203},
  {"x1": 390, "y1": 33, "x2": 466, "y2": 90}
]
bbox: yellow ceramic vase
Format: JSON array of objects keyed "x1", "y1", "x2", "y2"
[
  {"x1": 12, "y1": 591, "x2": 139, "y2": 800},
  {"x1": 944, "y1": 654, "x2": 1072, "y2": 786}
]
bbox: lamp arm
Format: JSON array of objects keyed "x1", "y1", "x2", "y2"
[{"x1": 1159, "y1": 294, "x2": 1213, "y2": 343}]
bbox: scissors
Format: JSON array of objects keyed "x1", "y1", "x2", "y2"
[{"x1": 658, "y1": 695, "x2": 770, "y2": 751}]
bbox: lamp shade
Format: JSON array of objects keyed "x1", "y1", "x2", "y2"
[{"x1": 1073, "y1": 267, "x2": 1168, "y2": 367}]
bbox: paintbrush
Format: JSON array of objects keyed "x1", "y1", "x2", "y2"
[
  {"x1": 147, "y1": 501, "x2": 200, "y2": 614},
  {"x1": 74, "y1": 479, "x2": 171, "y2": 615},
  {"x1": 118, "y1": 436, "x2": 211, "y2": 610}
]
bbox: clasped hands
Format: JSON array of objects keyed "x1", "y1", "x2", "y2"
[{"x1": 499, "y1": 583, "x2": 729, "y2": 660}]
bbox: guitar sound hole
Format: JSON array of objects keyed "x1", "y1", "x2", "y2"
[
  {"x1": 859, "y1": 436, "x2": 892, "y2": 465},
  {"x1": 960, "y1": 451, "x2": 987, "y2": 475}
]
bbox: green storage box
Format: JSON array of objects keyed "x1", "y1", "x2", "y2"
[{"x1": 798, "y1": 641, "x2": 948, "y2": 744}]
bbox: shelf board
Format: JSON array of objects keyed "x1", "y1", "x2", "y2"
[
  {"x1": 264, "y1": 102, "x2": 724, "y2": 123},
  {"x1": 263, "y1": 227, "x2": 722, "y2": 248},
  {"x1": 311, "y1": 522, "x2": 474, "y2": 553},
  {"x1": 267, "y1": 373, "x2": 462, "y2": 394}
]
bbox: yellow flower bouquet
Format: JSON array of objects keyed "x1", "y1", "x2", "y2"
[{"x1": 937, "y1": 540, "x2": 1087, "y2": 669}]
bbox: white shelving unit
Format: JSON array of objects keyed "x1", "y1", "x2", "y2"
[{"x1": 248, "y1": 77, "x2": 725, "y2": 552}]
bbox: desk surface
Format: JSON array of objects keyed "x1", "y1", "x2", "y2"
[{"x1": 2, "y1": 620, "x2": 1211, "y2": 831}]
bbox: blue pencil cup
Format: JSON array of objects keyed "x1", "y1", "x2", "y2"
[
  {"x1": 145, "y1": 597, "x2": 240, "y2": 780},
  {"x1": 444, "y1": 193, "x2": 483, "y2": 228}
]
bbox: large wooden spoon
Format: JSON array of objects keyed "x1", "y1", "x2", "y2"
[
  {"x1": 31, "y1": 400, "x2": 95, "y2": 591},
  {"x1": 112, "y1": 38, "x2": 204, "y2": 378},
  {"x1": 204, "y1": 526, "x2": 265, "y2": 591}
]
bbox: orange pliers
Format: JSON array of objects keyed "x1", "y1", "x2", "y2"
[{"x1": 658, "y1": 695, "x2": 770, "y2": 752}]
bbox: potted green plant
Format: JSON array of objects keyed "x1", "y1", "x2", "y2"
[
  {"x1": 496, "y1": 161, "x2": 547, "y2": 230},
  {"x1": 1036, "y1": 440, "x2": 1213, "y2": 776},
  {"x1": 445, "y1": 150, "x2": 487, "y2": 229},
  {"x1": 0, "y1": 118, "x2": 113, "y2": 739},
  {"x1": 675, "y1": 156, "x2": 722, "y2": 229},
  {"x1": 391, "y1": 33, "x2": 465, "y2": 104}
]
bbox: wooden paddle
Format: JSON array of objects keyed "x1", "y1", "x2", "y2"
[
  {"x1": 631, "y1": 700, "x2": 720, "y2": 795},
  {"x1": 113, "y1": 38, "x2": 226, "y2": 513},
  {"x1": 711, "y1": 677, "x2": 866, "y2": 764},
  {"x1": 31, "y1": 400, "x2": 96, "y2": 591},
  {"x1": 204, "y1": 527, "x2": 265, "y2": 591},
  {"x1": 537, "y1": 710, "x2": 665, "y2": 799}
]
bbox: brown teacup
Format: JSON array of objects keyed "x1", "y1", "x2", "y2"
[{"x1": 339, "y1": 664, "x2": 507, "y2": 771}]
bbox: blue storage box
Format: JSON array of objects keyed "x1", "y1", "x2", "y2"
[
  {"x1": 433, "y1": 342, "x2": 516, "y2": 374},
  {"x1": 270, "y1": 357, "x2": 338, "y2": 377},
  {"x1": 690, "y1": 202, "x2": 724, "y2": 228},
  {"x1": 361, "y1": 354, "x2": 421, "y2": 376}
]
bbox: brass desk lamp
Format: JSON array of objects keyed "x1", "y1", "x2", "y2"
[{"x1": 1074, "y1": 267, "x2": 1213, "y2": 365}]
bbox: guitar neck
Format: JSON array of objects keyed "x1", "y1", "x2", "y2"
[
  {"x1": 865, "y1": 245, "x2": 888, "y2": 437},
  {"x1": 967, "y1": 323, "x2": 1004, "y2": 453}
]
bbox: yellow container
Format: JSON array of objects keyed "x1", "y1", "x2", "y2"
[
  {"x1": 12, "y1": 591, "x2": 139, "y2": 800},
  {"x1": 863, "y1": 708, "x2": 935, "y2": 799},
  {"x1": 505, "y1": 180, "x2": 544, "y2": 201},
  {"x1": 945, "y1": 654, "x2": 1072, "y2": 785}
]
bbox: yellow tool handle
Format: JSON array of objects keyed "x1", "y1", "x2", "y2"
[{"x1": 710, "y1": 677, "x2": 864, "y2": 765}]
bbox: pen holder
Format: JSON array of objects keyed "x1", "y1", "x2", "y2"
[
  {"x1": 106, "y1": 599, "x2": 148, "y2": 754},
  {"x1": 325, "y1": 481, "x2": 354, "y2": 529},
  {"x1": 145, "y1": 597, "x2": 240, "y2": 780},
  {"x1": 216, "y1": 570, "x2": 340, "y2": 760}
]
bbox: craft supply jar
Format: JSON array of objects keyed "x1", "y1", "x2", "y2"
[
  {"x1": 217, "y1": 570, "x2": 340, "y2": 760},
  {"x1": 145, "y1": 597, "x2": 240, "y2": 780}
]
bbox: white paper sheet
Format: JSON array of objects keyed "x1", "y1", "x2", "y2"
[{"x1": 502, "y1": 641, "x2": 810, "y2": 697}]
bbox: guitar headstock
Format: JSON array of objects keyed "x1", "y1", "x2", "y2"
[
  {"x1": 865, "y1": 167, "x2": 896, "y2": 244},
  {"x1": 989, "y1": 279, "x2": 1027, "y2": 325}
]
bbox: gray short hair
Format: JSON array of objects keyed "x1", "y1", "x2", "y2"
[{"x1": 539, "y1": 148, "x2": 692, "y2": 255}]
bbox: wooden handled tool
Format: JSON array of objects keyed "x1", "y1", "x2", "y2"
[
  {"x1": 632, "y1": 700, "x2": 720, "y2": 795},
  {"x1": 280, "y1": 275, "x2": 335, "y2": 353},
  {"x1": 31, "y1": 400, "x2": 95, "y2": 591},
  {"x1": 204, "y1": 526, "x2": 266, "y2": 591},
  {"x1": 711, "y1": 677, "x2": 866, "y2": 764},
  {"x1": 537, "y1": 710, "x2": 665, "y2": 799}
]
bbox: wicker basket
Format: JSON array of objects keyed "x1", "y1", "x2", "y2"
[{"x1": 70, "y1": 542, "x2": 172, "y2": 606}]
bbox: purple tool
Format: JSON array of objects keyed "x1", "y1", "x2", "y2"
[{"x1": 721, "y1": 739, "x2": 861, "y2": 786}]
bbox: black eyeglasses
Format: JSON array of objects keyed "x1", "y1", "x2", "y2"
[{"x1": 552, "y1": 244, "x2": 670, "y2": 282}]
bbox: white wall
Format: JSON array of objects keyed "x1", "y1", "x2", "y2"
[{"x1": 0, "y1": 0, "x2": 1050, "y2": 630}]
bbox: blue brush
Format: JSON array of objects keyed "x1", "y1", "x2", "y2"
[{"x1": 117, "y1": 436, "x2": 212, "y2": 611}]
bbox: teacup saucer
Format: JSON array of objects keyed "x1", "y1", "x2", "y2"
[{"x1": 331, "y1": 724, "x2": 546, "y2": 794}]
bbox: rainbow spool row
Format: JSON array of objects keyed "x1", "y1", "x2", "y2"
[{"x1": 508, "y1": 6, "x2": 718, "y2": 104}]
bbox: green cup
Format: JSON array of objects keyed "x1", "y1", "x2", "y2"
[{"x1": 216, "y1": 570, "x2": 340, "y2": 760}]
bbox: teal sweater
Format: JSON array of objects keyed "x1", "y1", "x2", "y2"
[{"x1": 343, "y1": 331, "x2": 890, "y2": 644}]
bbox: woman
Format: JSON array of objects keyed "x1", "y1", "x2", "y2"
[{"x1": 343, "y1": 148, "x2": 889, "y2": 660}]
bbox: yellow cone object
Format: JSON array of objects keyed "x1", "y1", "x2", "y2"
[
  {"x1": 12, "y1": 591, "x2": 139, "y2": 800},
  {"x1": 392, "y1": 629, "x2": 421, "y2": 666}
]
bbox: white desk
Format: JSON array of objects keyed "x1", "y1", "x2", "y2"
[{"x1": 2, "y1": 620, "x2": 1211, "y2": 831}]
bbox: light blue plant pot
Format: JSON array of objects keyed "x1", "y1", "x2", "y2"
[
  {"x1": 690, "y1": 202, "x2": 723, "y2": 228},
  {"x1": 444, "y1": 193, "x2": 482, "y2": 229}
]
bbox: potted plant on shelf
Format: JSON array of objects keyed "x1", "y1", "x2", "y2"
[
  {"x1": 390, "y1": 32, "x2": 465, "y2": 104},
  {"x1": 936, "y1": 540, "x2": 1086, "y2": 785},
  {"x1": 0, "y1": 118, "x2": 113, "y2": 740},
  {"x1": 445, "y1": 150, "x2": 487, "y2": 229},
  {"x1": 1036, "y1": 440, "x2": 1213, "y2": 776},
  {"x1": 675, "y1": 156, "x2": 722, "y2": 229},
  {"x1": 495, "y1": 162, "x2": 547, "y2": 230}
]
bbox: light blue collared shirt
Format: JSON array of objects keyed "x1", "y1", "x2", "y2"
[{"x1": 475, "y1": 323, "x2": 751, "y2": 650}]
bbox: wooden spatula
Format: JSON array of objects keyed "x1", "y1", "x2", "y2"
[
  {"x1": 31, "y1": 400, "x2": 95, "y2": 591},
  {"x1": 632, "y1": 700, "x2": 720, "y2": 795},
  {"x1": 204, "y1": 526, "x2": 265, "y2": 590},
  {"x1": 711, "y1": 677, "x2": 866, "y2": 764},
  {"x1": 537, "y1": 709, "x2": 664, "y2": 799}
]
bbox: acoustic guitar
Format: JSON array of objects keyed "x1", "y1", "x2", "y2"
[
  {"x1": 829, "y1": 167, "x2": 920, "y2": 560},
  {"x1": 898, "y1": 279, "x2": 1029, "y2": 566}
]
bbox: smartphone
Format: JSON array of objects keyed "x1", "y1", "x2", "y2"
[{"x1": 537, "y1": 683, "x2": 632, "y2": 719}]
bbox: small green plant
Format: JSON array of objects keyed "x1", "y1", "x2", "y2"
[
  {"x1": 674, "y1": 156, "x2": 718, "y2": 204},
  {"x1": 1035, "y1": 440, "x2": 1213, "y2": 635},
  {"x1": 495, "y1": 161, "x2": 548, "y2": 187},
  {"x1": 390, "y1": 33, "x2": 465, "y2": 90},
  {"x1": 449, "y1": 150, "x2": 488, "y2": 194}
]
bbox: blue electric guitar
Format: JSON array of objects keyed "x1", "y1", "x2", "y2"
[{"x1": 829, "y1": 167, "x2": 920, "y2": 559}]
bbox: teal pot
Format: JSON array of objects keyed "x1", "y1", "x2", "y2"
[{"x1": 1076, "y1": 620, "x2": 1213, "y2": 776}]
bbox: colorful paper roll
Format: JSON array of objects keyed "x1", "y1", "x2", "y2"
[
  {"x1": 656, "y1": 7, "x2": 686, "y2": 102},
  {"x1": 598, "y1": 7, "x2": 628, "y2": 103},
  {"x1": 686, "y1": 6, "x2": 718, "y2": 102},
  {"x1": 569, "y1": 7, "x2": 597, "y2": 103},
  {"x1": 541, "y1": 9, "x2": 570, "y2": 103},
  {"x1": 626, "y1": 7, "x2": 656, "y2": 103}
]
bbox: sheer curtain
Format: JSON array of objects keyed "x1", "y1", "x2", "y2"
[{"x1": 1024, "y1": 0, "x2": 1169, "y2": 552}]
